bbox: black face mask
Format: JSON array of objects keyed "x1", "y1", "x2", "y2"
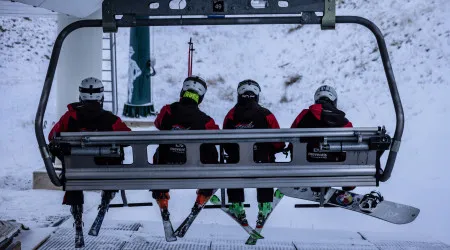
[
  {"x1": 315, "y1": 97, "x2": 337, "y2": 108},
  {"x1": 238, "y1": 91, "x2": 259, "y2": 104},
  {"x1": 79, "y1": 97, "x2": 104, "y2": 108}
]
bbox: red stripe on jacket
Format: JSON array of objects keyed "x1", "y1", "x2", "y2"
[
  {"x1": 155, "y1": 105, "x2": 172, "y2": 129},
  {"x1": 48, "y1": 107, "x2": 77, "y2": 141}
]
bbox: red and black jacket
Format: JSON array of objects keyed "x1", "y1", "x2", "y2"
[
  {"x1": 291, "y1": 102, "x2": 352, "y2": 129},
  {"x1": 290, "y1": 102, "x2": 352, "y2": 162},
  {"x1": 223, "y1": 100, "x2": 284, "y2": 163},
  {"x1": 48, "y1": 102, "x2": 131, "y2": 140},
  {"x1": 48, "y1": 102, "x2": 131, "y2": 165},
  {"x1": 154, "y1": 98, "x2": 219, "y2": 164}
]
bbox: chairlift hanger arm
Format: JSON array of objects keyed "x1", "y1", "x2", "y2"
[{"x1": 336, "y1": 16, "x2": 404, "y2": 181}]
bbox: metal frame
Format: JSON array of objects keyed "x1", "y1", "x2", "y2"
[
  {"x1": 35, "y1": 0, "x2": 404, "y2": 188},
  {"x1": 110, "y1": 33, "x2": 119, "y2": 115}
]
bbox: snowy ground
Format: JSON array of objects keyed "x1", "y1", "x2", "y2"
[{"x1": 1, "y1": 0, "x2": 450, "y2": 246}]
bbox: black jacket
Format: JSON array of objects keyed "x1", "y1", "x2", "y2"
[
  {"x1": 154, "y1": 98, "x2": 219, "y2": 164},
  {"x1": 223, "y1": 100, "x2": 284, "y2": 163}
]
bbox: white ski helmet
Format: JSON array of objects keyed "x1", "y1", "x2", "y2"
[
  {"x1": 314, "y1": 85, "x2": 338, "y2": 107},
  {"x1": 79, "y1": 77, "x2": 104, "y2": 103},
  {"x1": 237, "y1": 79, "x2": 261, "y2": 102},
  {"x1": 180, "y1": 76, "x2": 207, "y2": 103}
]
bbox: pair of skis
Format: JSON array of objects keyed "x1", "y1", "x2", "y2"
[
  {"x1": 162, "y1": 189, "x2": 285, "y2": 244},
  {"x1": 209, "y1": 190, "x2": 285, "y2": 245},
  {"x1": 159, "y1": 189, "x2": 219, "y2": 242}
]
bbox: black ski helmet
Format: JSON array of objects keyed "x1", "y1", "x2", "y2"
[
  {"x1": 237, "y1": 79, "x2": 261, "y2": 103},
  {"x1": 180, "y1": 75, "x2": 207, "y2": 104}
]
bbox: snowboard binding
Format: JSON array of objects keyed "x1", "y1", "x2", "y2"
[{"x1": 359, "y1": 191, "x2": 384, "y2": 213}]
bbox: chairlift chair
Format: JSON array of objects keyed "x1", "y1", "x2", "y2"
[{"x1": 35, "y1": 0, "x2": 404, "y2": 192}]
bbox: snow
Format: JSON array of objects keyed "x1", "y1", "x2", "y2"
[{"x1": 1, "y1": 0, "x2": 450, "y2": 246}]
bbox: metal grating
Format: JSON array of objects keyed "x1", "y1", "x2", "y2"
[
  {"x1": 121, "y1": 236, "x2": 210, "y2": 250},
  {"x1": 212, "y1": 239, "x2": 295, "y2": 249},
  {"x1": 38, "y1": 227, "x2": 131, "y2": 250},
  {"x1": 0, "y1": 220, "x2": 22, "y2": 249},
  {"x1": 293, "y1": 241, "x2": 378, "y2": 250},
  {"x1": 370, "y1": 240, "x2": 450, "y2": 250},
  {"x1": 100, "y1": 222, "x2": 142, "y2": 231}
]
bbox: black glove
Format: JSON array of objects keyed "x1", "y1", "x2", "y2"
[
  {"x1": 282, "y1": 147, "x2": 291, "y2": 159},
  {"x1": 48, "y1": 141, "x2": 70, "y2": 156}
]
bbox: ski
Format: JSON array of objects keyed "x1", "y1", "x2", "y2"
[
  {"x1": 88, "y1": 206, "x2": 108, "y2": 236},
  {"x1": 69, "y1": 204, "x2": 85, "y2": 248},
  {"x1": 210, "y1": 195, "x2": 264, "y2": 240},
  {"x1": 88, "y1": 191, "x2": 115, "y2": 236},
  {"x1": 279, "y1": 187, "x2": 420, "y2": 224},
  {"x1": 245, "y1": 189, "x2": 284, "y2": 245},
  {"x1": 174, "y1": 189, "x2": 218, "y2": 238},
  {"x1": 161, "y1": 208, "x2": 177, "y2": 242},
  {"x1": 74, "y1": 225, "x2": 84, "y2": 248}
]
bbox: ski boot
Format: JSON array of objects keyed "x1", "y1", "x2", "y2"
[
  {"x1": 359, "y1": 191, "x2": 384, "y2": 213},
  {"x1": 256, "y1": 202, "x2": 272, "y2": 227},
  {"x1": 156, "y1": 192, "x2": 171, "y2": 220},
  {"x1": 156, "y1": 195, "x2": 177, "y2": 242},
  {"x1": 191, "y1": 193, "x2": 210, "y2": 214},
  {"x1": 88, "y1": 191, "x2": 116, "y2": 236},
  {"x1": 274, "y1": 189, "x2": 284, "y2": 199},
  {"x1": 229, "y1": 202, "x2": 248, "y2": 224},
  {"x1": 70, "y1": 204, "x2": 84, "y2": 248}
]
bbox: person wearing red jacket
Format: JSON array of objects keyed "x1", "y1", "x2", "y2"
[
  {"x1": 48, "y1": 77, "x2": 131, "y2": 248},
  {"x1": 290, "y1": 85, "x2": 354, "y2": 192},
  {"x1": 152, "y1": 75, "x2": 220, "y2": 223},
  {"x1": 222, "y1": 79, "x2": 284, "y2": 223}
]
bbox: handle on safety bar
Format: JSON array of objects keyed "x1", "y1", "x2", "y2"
[
  {"x1": 336, "y1": 16, "x2": 404, "y2": 182},
  {"x1": 34, "y1": 20, "x2": 102, "y2": 187}
]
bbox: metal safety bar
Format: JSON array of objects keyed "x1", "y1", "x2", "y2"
[
  {"x1": 35, "y1": 0, "x2": 403, "y2": 187},
  {"x1": 53, "y1": 127, "x2": 388, "y2": 190}
]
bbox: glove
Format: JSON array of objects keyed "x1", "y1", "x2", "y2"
[
  {"x1": 48, "y1": 141, "x2": 70, "y2": 156},
  {"x1": 282, "y1": 146, "x2": 292, "y2": 159}
]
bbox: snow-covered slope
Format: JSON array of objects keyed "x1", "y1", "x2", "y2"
[{"x1": 1, "y1": 0, "x2": 450, "y2": 245}]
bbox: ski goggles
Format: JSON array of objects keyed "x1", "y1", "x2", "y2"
[{"x1": 237, "y1": 79, "x2": 261, "y2": 95}]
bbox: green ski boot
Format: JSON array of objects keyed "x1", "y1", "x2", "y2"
[
  {"x1": 258, "y1": 202, "x2": 272, "y2": 218},
  {"x1": 229, "y1": 202, "x2": 247, "y2": 221}
]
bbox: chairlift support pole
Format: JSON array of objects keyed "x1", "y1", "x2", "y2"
[
  {"x1": 35, "y1": 0, "x2": 403, "y2": 188},
  {"x1": 188, "y1": 38, "x2": 194, "y2": 77}
]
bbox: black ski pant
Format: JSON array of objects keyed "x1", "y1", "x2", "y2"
[
  {"x1": 151, "y1": 189, "x2": 215, "y2": 200},
  {"x1": 227, "y1": 188, "x2": 274, "y2": 203},
  {"x1": 63, "y1": 190, "x2": 117, "y2": 205}
]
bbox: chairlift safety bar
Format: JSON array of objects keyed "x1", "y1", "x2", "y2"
[{"x1": 56, "y1": 127, "x2": 387, "y2": 190}]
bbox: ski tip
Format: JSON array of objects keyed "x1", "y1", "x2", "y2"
[
  {"x1": 245, "y1": 238, "x2": 258, "y2": 245},
  {"x1": 165, "y1": 236, "x2": 177, "y2": 242},
  {"x1": 88, "y1": 230, "x2": 98, "y2": 237}
]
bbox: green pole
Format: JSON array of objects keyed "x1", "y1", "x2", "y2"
[{"x1": 123, "y1": 26, "x2": 155, "y2": 117}]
